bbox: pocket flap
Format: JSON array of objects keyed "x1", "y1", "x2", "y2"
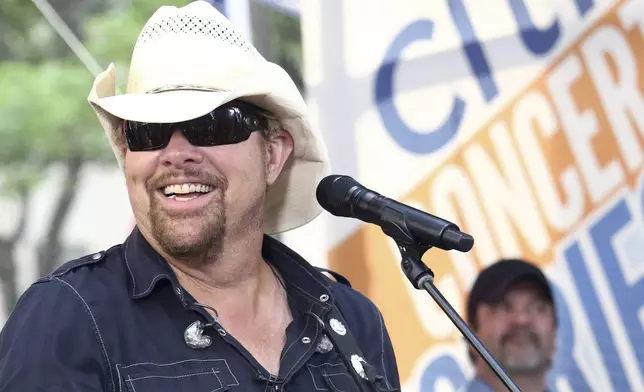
[
  {"x1": 307, "y1": 362, "x2": 360, "y2": 392},
  {"x1": 118, "y1": 359, "x2": 239, "y2": 392}
]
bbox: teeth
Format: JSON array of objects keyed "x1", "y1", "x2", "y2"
[{"x1": 163, "y1": 183, "x2": 214, "y2": 195}]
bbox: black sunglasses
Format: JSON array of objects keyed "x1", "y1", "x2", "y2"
[{"x1": 123, "y1": 100, "x2": 269, "y2": 152}]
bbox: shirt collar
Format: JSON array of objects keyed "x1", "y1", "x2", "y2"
[
  {"x1": 261, "y1": 234, "x2": 333, "y2": 308},
  {"x1": 123, "y1": 227, "x2": 180, "y2": 299},
  {"x1": 123, "y1": 227, "x2": 333, "y2": 308}
]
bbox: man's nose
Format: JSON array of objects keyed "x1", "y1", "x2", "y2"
[
  {"x1": 159, "y1": 130, "x2": 204, "y2": 168},
  {"x1": 507, "y1": 307, "x2": 532, "y2": 326}
]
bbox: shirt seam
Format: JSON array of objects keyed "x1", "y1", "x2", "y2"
[
  {"x1": 123, "y1": 238, "x2": 137, "y2": 296},
  {"x1": 53, "y1": 277, "x2": 116, "y2": 392},
  {"x1": 282, "y1": 308, "x2": 319, "y2": 380},
  {"x1": 376, "y1": 307, "x2": 392, "y2": 389}
]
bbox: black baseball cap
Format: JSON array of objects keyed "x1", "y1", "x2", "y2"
[{"x1": 466, "y1": 259, "x2": 555, "y2": 329}]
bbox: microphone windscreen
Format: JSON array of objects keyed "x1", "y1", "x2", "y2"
[{"x1": 315, "y1": 175, "x2": 358, "y2": 217}]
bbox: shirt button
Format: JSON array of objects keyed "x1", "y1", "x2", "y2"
[
  {"x1": 91, "y1": 253, "x2": 102, "y2": 260},
  {"x1": 217, "y1": 328, "x2": 227, "y2": 336},
  {"x1": 301, "y1": 336, "x2": 311, "y2": 344},
  {"x1": 319, "y1": 294, "x2": 329, "y2": 302}
]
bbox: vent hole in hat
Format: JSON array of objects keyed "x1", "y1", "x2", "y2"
[{"x1": 136, "y1": 14, "x2": 260, "y2": 58}]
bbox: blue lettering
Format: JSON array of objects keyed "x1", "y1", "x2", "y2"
[
  {"x1": 448, "y1": 0, "x2": 498, "y2": 101},
  {"x1": 420, "y1": 354, "x2": 467, "y2": 391},
  {"x1": 574, "y1": 0, "x2": 595, "y2": 16},
  {"x1": 373, "y1": 0, "x2": 597, "y2": 155},
  {"x1": 589, "y1": 198, "x2": 644, "y2": 382},
  {"x1": 547, "y1": 284, "x2": 592, "y2": 391},
  {"x1": 374, "y1": 20, "x2": 465, "y2": 154},
  {"x1": 564, "y1": 242, "x2": 630, "y2": 389},
  {"x1": 206, "y1": 0, "x2": 226, "y2": 15},
  {"x1": 508, "y1": 0, "x2": 560, "y2": 55}
]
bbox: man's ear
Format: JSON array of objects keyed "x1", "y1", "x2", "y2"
[{"x1": 264, "y1": 129, "x2": 294, "y2": 186}]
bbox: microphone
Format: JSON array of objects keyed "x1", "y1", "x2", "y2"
[{"x1": 316, "y1": 175, "x2": 474, "y2": 252}]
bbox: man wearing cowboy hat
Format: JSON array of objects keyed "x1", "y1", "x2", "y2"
[{"x1": 0, "y1": 2, "x2": 400, "y2": 391}]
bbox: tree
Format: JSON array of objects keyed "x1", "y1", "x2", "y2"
[
  {"x1": 250, "y1": 1, "x2": 305, "y2": 93},
  {"x1": 0, "y1": 0, "x2": 110, "y2": 61},
  {"x1": 0, "y1": 0, "x2": 297, "y2": 316},
  {"x1": 0, "y1": 60, "x2": 109, "y2": 311},
  {"x1": 0, "y1": 0, "x2": 189, "y2": 316}
]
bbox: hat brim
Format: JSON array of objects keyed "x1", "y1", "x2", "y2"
[{"x1": 96, "y1": 89, "x2": 236, "y2": 124}]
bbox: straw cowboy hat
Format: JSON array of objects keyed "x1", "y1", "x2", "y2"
[{"x1": 87, "y1": 0, "x2": 330, "y2": 235}]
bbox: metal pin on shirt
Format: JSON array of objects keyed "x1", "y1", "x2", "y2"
[
  {"x1": 184, "y1": 303, "x2": 220, "y2": 349},
  {"x1": 315, "y1": 334, "x2": 334, "y2": 354},
  {"x1": 350, "y1": 354, "x2": 368, "y2": 379},
  {"x1": 184, "y1": 320, "x2": 212, "y2": 349}
]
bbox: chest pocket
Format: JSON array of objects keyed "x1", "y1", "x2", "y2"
[
  {"x1": 117, "y1": 359, "x2": 240, "y2": 392},
  {"x1": 307, "y1": 362, "x2": 361, "y2": 392}
]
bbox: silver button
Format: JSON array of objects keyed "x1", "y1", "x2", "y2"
[
  {"x1": 91, "y1": 253, "x2": 102, "y2": 260},
  {"x1": 330, "y1": 318, "x2": 347, "y2": 335},
  {"x1": 319, "y1": 294, "x2": 329, "y2": 302},
  {"x1": 175, "y1": 286, "x2": 182, "y2": 296},
  {"x1": 217, "y1": 328, "x2": 227, "y2": 336},
  {"x1": 301, "y1": 337, "x2": 311, "y2": 344}
]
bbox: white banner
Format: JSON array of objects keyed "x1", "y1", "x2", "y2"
[{"x1": 301, "y1": 0, "x2": 644, "y2": 391}]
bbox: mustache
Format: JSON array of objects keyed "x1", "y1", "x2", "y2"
[
  {"x1": 148, "y1": 167, "x2": 228, "y2": 193},
  {"x1": 500, "y1": 328, "x2": 540, "y2": 348}
]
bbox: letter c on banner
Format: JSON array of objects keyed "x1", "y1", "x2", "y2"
[{"x1": 374, "y1": 20, "x2": 465, "y2": 154}]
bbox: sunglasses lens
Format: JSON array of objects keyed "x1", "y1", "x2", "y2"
[
  {"x1": 124, "y1": 121, "x2": 171, "y2": 151},
  {"x1": 123, "y1": 102, "x2": 266, "y2": 151},
  {"x1": 183, "y1": 107, "x2": 250, "y2": 146}
]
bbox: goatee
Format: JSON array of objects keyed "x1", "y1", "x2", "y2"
[{"x1": 147, "y1": 169, "x2": 228, "y2": 264}]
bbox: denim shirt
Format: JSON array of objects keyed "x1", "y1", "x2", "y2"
[{"x1": 0, "y1": 228, "x2": 400, "y2": 392}]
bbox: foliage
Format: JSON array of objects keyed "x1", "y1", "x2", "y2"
[
  {"x1": 0, "y1": 0, "x2": 195, "y2": 194},
  {"x1": 0, "y1": 61, "x2": 111, "y2": 195},
  {"x1": 0, "y1": 0, "x2": 192, "y2": 315},
  {"x1": 0, "y1": 0, "x2": 303, "y2": 314},
  {"x1": 266, "y1": 9, "x2": 303, "y2": 87},
  {"x1": 250, "y1": 1, "x2": 304, "y2": 92},
  {"x1": 0, "y1": 0, "x2": 110, "y2": 61}
]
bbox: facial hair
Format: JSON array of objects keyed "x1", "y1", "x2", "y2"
[
  {"x1": 147, "y1": 168, "x2": 228, "y2": 264},
  {"x1": 498, "y1": 327, "x2": 550, "y2": 374}
]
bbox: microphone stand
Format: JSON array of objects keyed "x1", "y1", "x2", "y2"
[{"x1": 396, "y1": 243, "x2": 521, "y2": 392}]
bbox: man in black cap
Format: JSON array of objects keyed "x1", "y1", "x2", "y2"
[{"x1": 460, "y1": 259, "x2": 557, "y2": 392}]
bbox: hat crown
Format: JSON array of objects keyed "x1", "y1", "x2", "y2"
[{"x1": 126, "y1": 1, "x2": 264, "y2": 94}]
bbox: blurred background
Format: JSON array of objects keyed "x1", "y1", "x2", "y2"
[
  {"x1": 1, "y1": 0, "x2": 644, "y2": 391},
  {"x1": 0, "y1": 0, "x2": 304, "y2": 318}
]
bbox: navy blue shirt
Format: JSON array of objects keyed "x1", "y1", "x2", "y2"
[{"x1": 0, "y1": 228, "x2": 400, "y2": 391}]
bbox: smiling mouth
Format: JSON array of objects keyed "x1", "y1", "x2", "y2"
[{"x1": 161, "y1": 183, "x2": 215, "y2": 201}]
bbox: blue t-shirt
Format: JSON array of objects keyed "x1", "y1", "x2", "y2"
[
  {"x1": 459, "y1": 377, "x2": 550, "y2": 392},
  {"x1": 459, "y1": 378, "x2": 495, "y2": 392}
]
